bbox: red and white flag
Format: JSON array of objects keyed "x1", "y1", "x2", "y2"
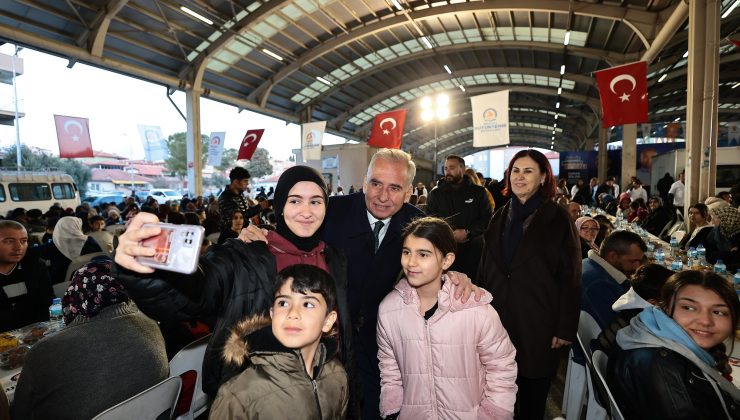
[
  {"x1": 728, "y1": 34, "x2": 740, "y2": 48},
  {"x1": 53, "y1": 115, "x2": 94, "y2": 158},
  {"x1": 237, "y1": 129, "x2": 264, "y2": 160},
  {"x1": 368, "y1": 109, "x2": 407, "y2": 149},
  {"x1": 595, "y1": 61, "x2": 648, "y2": 127}
]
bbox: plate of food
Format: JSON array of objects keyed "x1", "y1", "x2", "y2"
[
  {"x1": 0, "y1": 333, "x2": 19, "y2": 353},
  {"x1": 0, "y1": 345, "x2": 29, "y2": 370}
]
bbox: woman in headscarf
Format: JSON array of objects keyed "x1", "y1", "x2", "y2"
[
  {"x1": 477, "y1": 149, "x2": 581, "y2": 420},
  {"x1": 575, "y1": 216, "x2": 600, "y2": 259},
  {"x1": 113, "y1": 166, "x2": 352, "y2": 399},
  {"x1": 11, "y1": 258, "x2": 168, "y2": 420},
  {"x1": 39, "y1": 216, "x2": 103, "y2": 285},
  {"x1": 705, "y1": 206, "x2": 740, "y2": 270}
]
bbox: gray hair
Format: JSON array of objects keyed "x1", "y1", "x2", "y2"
[
  {"x1": 0, "y1": 220, "x2": 27, "y2": 232},
  {"x1": 366, "y1": 148, "x2": 416, "y2": 188}
]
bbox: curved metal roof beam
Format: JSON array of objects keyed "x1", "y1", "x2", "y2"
[
  {"x1": 439, "y1": 136, "x2": 566, "y2": 158},
  {"x1": 333, "y1": 70, "x2": 599, "y2": 128},
  {"x1": 78, "y1": 0, "x2": 130, "y2": 57},
  {"x1": 248, "y1": 0, "x2": 661, "y2": 105},
  {"x1": 298, "y1": 40, "x2": 628, "y2": 114},
  {"x1": 427, "y1": 126, "x2": 578, "y2": 153}
]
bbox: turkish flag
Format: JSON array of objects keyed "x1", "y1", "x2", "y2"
[
  {"x1": 595, "y1": 61, "x2": 648, "y2": 127},
  {"x1": 729, "y1": 34, "x2": 740, "y2": 48},
  {"x1": 238, "y1": 129, "x2": 264, "y2": 160},
  {"x1": 53, "y1": 115, "x2": 94, "y2": 158},
  {"x1": 368, "y1": 109, "x2": 407, "y2": 149}
]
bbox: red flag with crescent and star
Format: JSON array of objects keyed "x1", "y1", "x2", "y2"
[
  {"x1": 594, "y1": 61, "x2": 648, "y2": 127},
  {"x1": 368, "y1": 109, "x2": 407, "y2": 149},
  {"x1": 238, "y1": 129, "x2": 265, "y2": 160},
  {"x1": 53, "y1": 114, "x2": 94, "y2": 158}
]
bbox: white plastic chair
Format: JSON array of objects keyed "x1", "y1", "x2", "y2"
[
  {"x1": 561, "y1": 348, "x2": 587, "y2": 420},
  {"x1": 169, "y1": 334, "x2": 211, "y2": 420},
  {"x1": 577, "y1": 311, "x2": 608, "y2": 420},
  {"x1": 592, "y1": 350, "x2": 625, "y2": 420},
  {"x1": 206, "y1": 232, "x2": 220, "y2": 245},
  {"x1": 671, "y1": 230, "x2": 686, "y2": 243},
  {"x1": 92, "y1": 376, "x2": 181, "y2": 420}
]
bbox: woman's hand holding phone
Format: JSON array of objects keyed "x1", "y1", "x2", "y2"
[{"x1": 114, "y1": 213, "x2": 162, "y2": 273}]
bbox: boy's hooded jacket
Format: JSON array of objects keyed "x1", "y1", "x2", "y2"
[
  {"x1": 377, "y1": 277, "x2": 517, "y2": 419},
  {"x1": 210, "y1": 316, "x2": 348, "y2": 420}
]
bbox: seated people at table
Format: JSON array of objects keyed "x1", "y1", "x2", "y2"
[
  {"x1": 41, "y1": 216, "x2": 58, "y2": 244},
  {"x1": 87, "y1": 215, "x2": 114, "y2": 253},
  {"x1": 607, "y1": 271, "x2": 740, "y2": 420},
  {"x1": 104, "y1": 208, "x2": 122, "y2": 226},
  {"x1": 568, "y1": 202, "x2": 582, "y2": 220},
  {"x1": 217, "y1": 209, "x2": 244, "y2": 245},
  {"x1": 113, "y1": 166, "x2": 353, "y2": 399},
  {"x1": 627, "y1": 199, "x2": 648, "y2": 224},
  {"x1": 582, "y1": 231, "x2": 646, "y2": 329},
  {"x1": 210, "y1": 264, "x2": 348, "y2": 420},
  {"x1": 38, "y1": 216, "x2": 103, "y2": 286},
  {"x1": 599, "y1": 193, "x2": 617, "y2": 216},
  {"x1": 596, "y1": 264, "x2": 674, "y2": 355},
  {"x1": 0, "y1": 221, "x2": 53, "y2": 332},
  {"x1": 680, "y1": 203, "x2": 713, "y2": 250},
  {"x1": 576, "y1": 216, "x2": 600, "y2": 259},
  {"x1": 11, "y1": 258, "x2": 168, "y2": 420},
  {"x1": 704, "y1": 206, "x2": 739, "y2": 270},
  {"x1": 617, "y1": 193, "x2": 631, "y2": 219},
  {"x1": 642, "y1": 196, "x2": 674, "y2": 236}
]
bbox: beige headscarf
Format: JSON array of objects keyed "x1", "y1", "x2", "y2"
[{"x1": 53, "y1": 216, "x2": 88, "y2": 260}]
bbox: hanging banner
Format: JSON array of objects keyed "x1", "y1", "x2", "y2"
[
  {"x1": 237, "y1": 129, "x2": 264, "y2": 160},
  {"x1": 471, "y1": 90, "x2": 510, "y2": 147},
  {"x1": 54, "y1": 115, "x2": 94, "y2": 158},
  {"x1": 136, "y1": 125, "x2": 169, "y2": 162},
  {"x1": 301, "y1": 121, "x2": 326, "y2": 161},
  {"x1": 206, "y1": 132, "x2": 226, "y2": 167}
]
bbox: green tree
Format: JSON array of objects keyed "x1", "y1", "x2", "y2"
[
  {"x1": 240, "y1": 147, "x2": 273, "y2": 179},
  {"x1": 164, "y1": 132, "x2": 209, "y2": 178},
  {"x1": 0, "y1": 145, "x2": 92, "y2": 195},
  {"x1": 215, "y1": 148, "x2": 237, "y2": 172}
]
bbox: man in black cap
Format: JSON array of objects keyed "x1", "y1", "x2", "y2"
[{"x1": 217, "y1": 167, "x2": 260, "y2": 230}]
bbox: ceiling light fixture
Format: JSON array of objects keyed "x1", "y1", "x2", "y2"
[
  {"x1": 316, "y1": 76, "x2": 332, "y2": 86},
  {"x1": 180, "y1": 6, "x2": 213, "y2": 25},
  {"x1": 459, "y1": 85, "x2": 466, "y2": 92},
  {"x1": 721, "y1": 0, "x2": 739, "y2": 18},
  {"x1": 682, "y1": 51, "x2": 688, "y2": 58},
  {"x1": 557, "y1": 87, "x2": 562, "y2": 95},
  {"x1": 564, "y1": 31, "x2": 571, "y2": 46},
  {"x1": 421, "y1": 37, "x2": 433, "y2": 49},
  {"x1": 262, "y1": 49, "x2": 283, "y2": 61},
  {"x1": 732, "y1": 81, "x2": 740, "y2": 89},
  {"x1": 443, "y1": 65, "x2": 452, "y2": 74},
  {"x1": 391, "y1": 0, "x2": 404, "y2": 11},
  {"x1": 560, "y1": 65, "x2": 565, "y2": 75},
  {"x1": 658, "y1": 74, "x2": 667, "y2": 83},
  {"x1": 556, "y1": 102, "x2": 560, "y2": 109}
]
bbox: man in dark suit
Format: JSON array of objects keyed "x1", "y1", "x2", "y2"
[{"x1": 322, "y1": 148, "x2": 479, "y2": 419}]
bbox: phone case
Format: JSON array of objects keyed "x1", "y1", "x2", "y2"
[{"x1": 135, "y1": 223, "x2": 205, "y2": 274}]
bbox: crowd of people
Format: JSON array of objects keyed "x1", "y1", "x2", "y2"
[{"x1": 0, "y1": 147, "x2": 739, "y2": 420}]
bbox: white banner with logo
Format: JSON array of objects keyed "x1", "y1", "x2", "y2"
[
  {"x1": 301, "y1": 121, "x2": 326, "y2": 161},
  {"x1": 207, "y1": 132, "x2": 226, "y2": 167},
  {"x1": 471, "y1": 90, "x2": 510, "y2": 147}
]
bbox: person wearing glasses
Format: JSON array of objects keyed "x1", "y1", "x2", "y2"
[{"x1": 575, "y1": 216, "x2": 600, "y2": 259}]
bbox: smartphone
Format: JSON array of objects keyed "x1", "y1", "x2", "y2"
[{"x1": 135, "y1": 223, "x2": 204, "y2": 274}]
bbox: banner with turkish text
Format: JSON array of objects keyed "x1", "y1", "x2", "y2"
[
  {"x1": 367, "y1": 109, "x2": 407, "y2": 149},
  {"x1": 237, "y1": 129, "x2": 264, "y2": 160},
  {"x1": 595, "y1": 61, "x2": 648, "y2": 127},
  {"x1": 471, "y1": 90, "x2": 510, "y2": 147},
  {"x1": 136, "y1": 125, "x2": 169, "y2": 161},
  {"x1": 54, "y1": 115, "x2": 94, "y2": 158},
  {"x1": 207, "y1": 132, "x2": 226, "y2": 166},
  {"x1": 301, "y1": 121, "x2": 326, "y2": 161}
]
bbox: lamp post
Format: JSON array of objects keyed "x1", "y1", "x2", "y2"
[{"x1": 420, "y1": 93, "x2": 449, "y2": 174}]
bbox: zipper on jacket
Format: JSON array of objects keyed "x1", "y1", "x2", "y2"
[
  {"x1": 311, "y1": 379, "x2": 323, "y2": 419},
  {"x1": 424, "y1": 319, "x2": 438, "y2": 419}
]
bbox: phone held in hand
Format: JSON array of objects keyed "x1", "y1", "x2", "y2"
[{"x1": 135, "y1": 223, "x2": 204, "y2": 274}]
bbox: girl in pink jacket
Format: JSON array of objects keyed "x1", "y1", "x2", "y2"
[{"x1": 377, "y1": 217, "x2": 518, "y2": 420}]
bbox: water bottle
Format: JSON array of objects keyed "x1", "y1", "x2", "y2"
[
  {"x1": 654, "y1": 248, "x2": 666, "y2": 265},
  {"x1": 687, "y1": 247, "x2": 697, "y2": 268},
  {"x1": 714, "y1": 260, "x2": 727, "y2": 275},
  {"x1": 697, "y1": 244, "x2": 707, "y2": 266},
  {"x1": 734, "y1": 270, "x2": 740, "y2": 296},
  {"x1": 670, "y1": 237, "x2": 679, "y2": 258},
  {"x1": 646, "y1": 242, "x2": 655, "y2": 259},
  {"x1": 49, "y1": 298, "x2": 64, "y2": 324},
  {"x1": 671, "y1": 258, "x2": 683, "y2": 271}
]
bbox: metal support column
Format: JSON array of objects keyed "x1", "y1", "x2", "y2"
[
  {"x1": 621, "y1": 124, "x2": 637, "y2": 188},
  {"x1": 700, "y1": 0, "x2": 720, "y2": 200},
  {"x1": 185, "y1": 89, "x2": 203, "y2": 196},
  {"x1": 597, "y1": 126, "x2": 607, "y2": 181}
]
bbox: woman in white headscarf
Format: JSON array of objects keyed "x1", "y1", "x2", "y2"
[{"x1": 39, "y1": 216, "x2": 103, "y2": 286}]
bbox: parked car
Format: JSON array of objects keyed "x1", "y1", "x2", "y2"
[
  {"x1": 148, "y1": 189, "x2": 182, "y2": 204},
  {"x1": 134, "y1": 190, "x2": 151, "y2": 204},
  {"x1": 82, "y1": 194, "x2": 126, "y2": 209}
]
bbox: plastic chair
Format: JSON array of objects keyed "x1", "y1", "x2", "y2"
[
  {"x1": 92, "y1": 376, "x2": 182, "y2": 420},
  {"x1": 592, "y1": 350, "x2": 625, "y2": 420},
  {"x1": 671, "y1": 230, "x2": 686, "y2": 243},
  {"x1": 169, "y1": 334, "x2": 211, "y2": 420},
  {"x1": 205, "y1": 232, "x2": 220, "y2": 245},
  {"x1": 561, "y1": 348, "x2": 587, "y2": 420},
  {"x1": 577, "y1": 311, "x2": 608, "y2": 420}
]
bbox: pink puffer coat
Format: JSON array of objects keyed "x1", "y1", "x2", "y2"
[{"x1": 377, "y1": 277, "x2": 517, "y2": 419}]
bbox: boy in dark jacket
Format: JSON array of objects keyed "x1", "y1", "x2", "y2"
[{"x1": 210, "y1": 264, "x2": 348, "y2": 419}]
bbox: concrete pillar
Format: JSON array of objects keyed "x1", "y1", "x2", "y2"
[
  {"x1": 621, "y1": 124, "x2": 637, "y2": 189},
  {"x1": 597, "y1": 126, "x2": 607, "y2": 181},
  {"x1": 685, "y1": 0, "x2": 720, "y2": 226},
  {"x1": 185, "y1": 89, "x2": 203, "y2": 196}
]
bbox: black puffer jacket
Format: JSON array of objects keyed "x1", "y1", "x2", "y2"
[
  {"x1": 608, "y1": 347, "x2": 740, "y2": 420},
  {"x1": 114, "y1": 238, "x2": 352, "y2": 398}
]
